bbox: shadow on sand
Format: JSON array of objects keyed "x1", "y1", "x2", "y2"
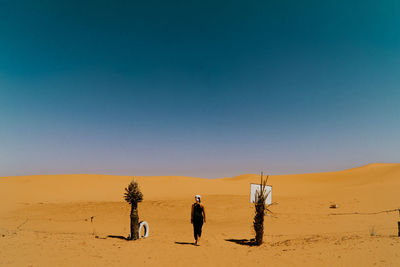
[
  {"x1": 107, "y1": 235, "x2": 130, "y2": 240},
  {"x1": 175, "y1": 241, "x2": 196, "y2": 246},
  {"x1": 225, "y1": 238, "x2": 257, "y2": 246}
]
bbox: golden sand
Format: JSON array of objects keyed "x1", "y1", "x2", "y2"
[{"x1": 1, "y1": 163, "x2": 400, "y2": 266}]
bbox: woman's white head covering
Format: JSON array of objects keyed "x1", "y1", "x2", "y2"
[{"x1": 195, "y1": 195, "x2": 201, "y2": 201}]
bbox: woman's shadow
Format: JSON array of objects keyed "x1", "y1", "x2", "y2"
[{"x1": 175, "y1": 241, "x2": 196, "y2": 246}]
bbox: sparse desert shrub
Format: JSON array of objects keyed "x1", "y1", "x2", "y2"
[
  {"x1": 369, "y1": 226, "x2": 375, "y2": 236},
  {"x1": 124, "y1": 179, "x2": 143, "y2": 240}
]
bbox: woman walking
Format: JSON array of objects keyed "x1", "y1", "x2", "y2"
[{"x1": 191, "y1": 195, "x2": 206, "y2": 246}]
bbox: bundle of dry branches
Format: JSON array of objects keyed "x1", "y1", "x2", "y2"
[{"x1": 253, "y1": 172, "x2": 272, "y2": 246}]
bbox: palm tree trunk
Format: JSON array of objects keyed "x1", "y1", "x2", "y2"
[
  {"x1": 254, "y1": 202, "x2": 265, "y2": 245},
  {"x1": 130, "y1": 203, "x2": 139, "y2": 240}
]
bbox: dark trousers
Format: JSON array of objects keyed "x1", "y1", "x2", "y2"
[{"x1": 193, "y1": 220, "x2": 203, "y2": 240}]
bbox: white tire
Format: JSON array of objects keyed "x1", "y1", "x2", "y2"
[{"x1": 138, "y1": 221, "x2": 149, "y2": 239}]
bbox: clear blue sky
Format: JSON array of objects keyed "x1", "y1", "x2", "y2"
[{"x1": 1, "y1": 0, "x2": 399, "y2": 177}]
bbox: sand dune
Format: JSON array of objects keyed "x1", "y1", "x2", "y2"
[{"x1": 1, "y1": 163, "x2": 400, "y2": 266}]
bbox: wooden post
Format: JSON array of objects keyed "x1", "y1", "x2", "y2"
[
  {"x1": 398, "y1": 209, "x2": 400, "y2": 237},
  {"x1": 398, "y1": 221, "x2": 400, "y2": 237}
]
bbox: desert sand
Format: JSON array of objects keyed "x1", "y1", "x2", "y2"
[{"x1": 1, "y1": 163, "x2": 400, "y2": 266}]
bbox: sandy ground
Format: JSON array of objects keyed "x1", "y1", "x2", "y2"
[{"x1": 1, "y1": 163, "x2": 400, "y2": 266}]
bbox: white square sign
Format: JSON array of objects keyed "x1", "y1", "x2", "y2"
[{"x1": 250, "y1": 183, "x2": 272, "y2": 205}]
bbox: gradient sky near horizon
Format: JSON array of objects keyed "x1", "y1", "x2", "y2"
[{"x1": 1, "y1": 0, "x2": 400, "y2": 178}]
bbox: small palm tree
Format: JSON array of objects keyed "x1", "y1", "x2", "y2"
[
  {"x1": 253, "y1": 172, "x2": 272, "y2": 246},
  {"x1": 124, "y1": 179, "x2": 143, "y2": 240}
]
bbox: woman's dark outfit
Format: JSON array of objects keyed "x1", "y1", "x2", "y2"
[{"x1": 192, "y1": 203, "x2": 204, "y2": 240}]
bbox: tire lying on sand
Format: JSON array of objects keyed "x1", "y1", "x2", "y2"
[{"x1": 138, "y1": 221, "x2": 149, "y2": 239}]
